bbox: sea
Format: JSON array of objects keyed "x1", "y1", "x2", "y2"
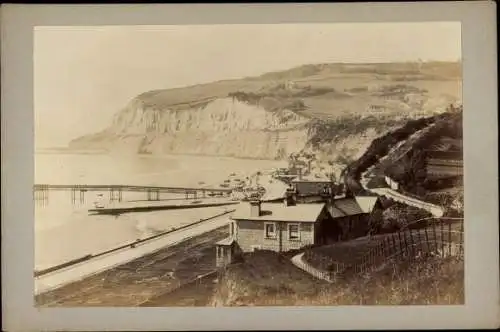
[{"x1": 34, "y1": 152, "x2": 286, "y2": 271}]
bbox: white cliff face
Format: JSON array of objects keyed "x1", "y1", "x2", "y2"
[
  {"x1": 112, "y1": 97, "x2": 308, "y2": 134},
  {"x1": 71, "y1": 97, "x2": 311, "y2": 160}
]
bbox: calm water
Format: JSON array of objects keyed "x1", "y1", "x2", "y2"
[{"x1": 34, "y1": 152, "x2": 285, "y2": 270}]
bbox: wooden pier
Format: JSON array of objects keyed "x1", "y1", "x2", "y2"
[{"x1": 33, "y1": 184, "x2": 232, "y2": 206}]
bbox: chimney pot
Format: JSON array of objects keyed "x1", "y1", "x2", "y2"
[
  {"x1": 284, "y1": 187, "x2": 296, "y2": 207},
  {"x1": 249, "y1": 199, "x2": 262, "y2": 217}
]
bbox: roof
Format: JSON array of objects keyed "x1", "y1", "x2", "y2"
[
  {"x1": 216, "y1": 237, "x2": 235, "y2": 246},
  {"x1": 292, "y1": 175, "x2": 332, "y2": 183},
  {"x1": 354, "y1": 196, "x2": 380, "y2": 213},
  {"x1": 231, "y1": 202, "x2": 326, "y2": 223},
  {"x1": 328, "y1": 196, "x2": 379, "y2": 218}
]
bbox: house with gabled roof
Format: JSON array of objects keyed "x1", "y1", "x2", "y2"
[
  {"x1": 321, "y1": 195, "x2": 383, "y2": 242},
  {"x1": 215, "y1": 190, "x2": 383, "y2": 267}
]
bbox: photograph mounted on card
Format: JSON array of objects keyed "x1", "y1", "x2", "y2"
[
  {"x1": 1, "y1": 2, "x2": 497, "y2": 331},
  {"x1": 33, "y1": 22, "x2": 465, "y2": 307}
]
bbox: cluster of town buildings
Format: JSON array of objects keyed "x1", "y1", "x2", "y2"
[{"x1": 215, "y1": 144, "x2": 464, "y2": 267}]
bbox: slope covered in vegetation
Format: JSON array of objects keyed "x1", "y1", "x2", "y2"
[{"x1": 211, "y1": 251, "x2": 463, "y2": 306}]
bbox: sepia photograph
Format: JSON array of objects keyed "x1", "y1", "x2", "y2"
[
  {"x1": 1, "y1": 2, "x2": 498, "y2": 331},
  {"x1": 34, "y1": 22, "x2": 465, "y2": 307}
]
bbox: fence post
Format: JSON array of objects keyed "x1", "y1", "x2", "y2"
[
  {"x1": 408, "y1": 229, "x2": 413, "y2": 258},
  {"x1": 424, "y1": 226, "x2": 430, "y2": 254},
  {"x1": 409, "y1": 229, "x2": 415, "y2": 259},
  {"x1": 385, "y1": 238, "x2": 390, "y2": 257},
  {"x1": 440, "y1": 221, "x2": 445, "y2": 257},
  {"x1": 384, "y1": 238, "x2": 390, "y2": 257},
  {"x1": 448, "y1": 221, "x2": 452, "y2": 257},
  {"x1": 403, "y1": 230, "x2": 409, "y2": 258},
  {"x1": 432, "y1": 221, "x2": 438, "y2": 255},
  {"x1": 391, "y1": 234, "x2": 396, "y2": 256},
  {"x1": 397, "y1": 231, "x2": 404, "y2": 257},
  {"x1": 378, "y1": 242, "x2": 383, "y2": 264},
  {"x1": 459, "y1": 219, "x2": 464, "y2": 259}
]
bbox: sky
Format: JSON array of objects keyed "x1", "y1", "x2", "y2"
[{"x1": 34, "y1": 22, "x2": 462, "y2": 147}]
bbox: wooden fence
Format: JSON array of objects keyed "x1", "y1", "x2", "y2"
[{"x1": 303, "y1": 217, "x2": 464, "y2": 281}]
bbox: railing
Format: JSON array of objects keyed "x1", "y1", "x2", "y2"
[
  {"x1": 303, "y1": 218, "x2": 464, "y2": 281},
  {"x1": 296, "y1": 253, "x2": 346, "y2": 283},
  {"x1": 33, "y1": 184, "x2": 232, "y2": 192}
]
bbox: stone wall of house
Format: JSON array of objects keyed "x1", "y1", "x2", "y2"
[{"x1": 235, "y1": 219, "x2": 315, "y2": 252}]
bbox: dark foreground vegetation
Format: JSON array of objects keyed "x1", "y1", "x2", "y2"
[
  {"x1": 212, "y1": 250, "x2": 463, "y2": 306},
  {"x1": 343, "y1": 105, "x2": 462, "y2": 195}
]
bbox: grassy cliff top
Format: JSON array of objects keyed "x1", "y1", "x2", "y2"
[{"x1": 132, "y1": 62, "x2": 462, "y2": 116}]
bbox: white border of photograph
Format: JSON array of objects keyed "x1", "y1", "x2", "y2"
[{"x1": 1, "y1": 2, "x2": 498, "y2": 331}]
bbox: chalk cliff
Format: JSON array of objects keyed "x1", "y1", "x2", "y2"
[{"x1": 69, "y1": 97, "x2": 311, "y2": 159}]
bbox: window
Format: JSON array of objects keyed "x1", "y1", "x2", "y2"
[
  {"x1": 288, "y1": 223, "x2": 300, "y2": 240},
  {"x1": 264, "y1": 222, "x2": 277, "y2": 239}
]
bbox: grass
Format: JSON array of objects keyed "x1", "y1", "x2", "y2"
[
  {"x1": 211, "y1": 250, "x2": 327, "y2": 306},
  {"x1": 316, "y1": 256, "x2": 464, "y2": 305},
  {"x1": 212, "y1": 250, "x2": 464, "y2": 306}
]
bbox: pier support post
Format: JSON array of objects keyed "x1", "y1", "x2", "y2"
[
  {"x1": 44, "y1": 185, "x2": 49, "y2": 205},
  {"x1": 79, "y1": 189, "x2": 85, "y2": 204},
  {"x1": 118, "y1": 189, "x2": 123, "y2": 202},
  {"x1": 34, "y1": 186, "x2": 49, "y2": 206},
  {"x1": 71, "y1": 187, "x2": 76, "y2": 205}
]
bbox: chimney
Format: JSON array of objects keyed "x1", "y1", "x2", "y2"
[
  {"x1": 298, "y1": 168, "x2": 303, "y2": 180},
  {"x1": 284, "y1": 186, "x2": 296, "y2": 207},
  {"x1": 249, "y1": 199, "x2": 262, "y2": 217}
]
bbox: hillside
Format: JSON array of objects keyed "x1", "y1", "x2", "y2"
[
  {"x1": 210, "y1": 250, "x2": 463, "y2": 306},
  {"x1": 69, "y1": 62, "x2": 462, "y2": 162}
]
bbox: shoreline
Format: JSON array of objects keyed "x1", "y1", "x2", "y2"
[
  {"x1": 34, "y1": 209, "x2": 234, "y2": 296},
  {"x1": 35, "y1": 149, "x2": 289, "y2": 163},
  {"x1": 35, "y1": 225, "x2": 230, "y2": 306},
  {"x1": 35, "y1": 152, "x2": 287, "y2": 189}
]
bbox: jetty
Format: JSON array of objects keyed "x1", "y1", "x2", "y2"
[{"x1": 88, "y1": 199, "x2": 239, "y2": 215}]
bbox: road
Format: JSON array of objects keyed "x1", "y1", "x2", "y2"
[
  {"x1": 35, "y1": 210, "x2": 233, "y2": 295},
  {"x1": 359, "y1": 122, "x2": 444, "y2": 217},
  {"x1": 368, "y1": 187, "x2": 444, "y2": 217}
]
